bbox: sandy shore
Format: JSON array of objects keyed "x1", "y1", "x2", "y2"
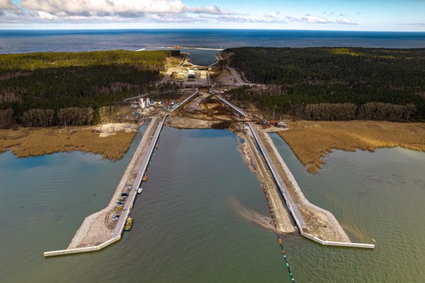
[
  {"x1": 166, "y1": 116, "x2": 216, "y2": 129},
  {"x1": 0, "y1": 124, "x2": 139, "y2": 160},
  {"x1": 279, "y1": 120, "x2": 425, "y2": 173}
]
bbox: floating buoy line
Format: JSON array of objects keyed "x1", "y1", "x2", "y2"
[
  {"x1": 277, "y1": 235, "x2": 296, "y2": 282},
  {"x1": 263, "y1": 185, "x2": 296, "y2": 282}
]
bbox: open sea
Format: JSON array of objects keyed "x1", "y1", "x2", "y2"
[{"x1": 1, "y1": 29, "x2": 425, "y2": 62}]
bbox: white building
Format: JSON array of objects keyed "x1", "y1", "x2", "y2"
[{"x1": 188, "y1": 69, "x2": 196, "y2": 79}]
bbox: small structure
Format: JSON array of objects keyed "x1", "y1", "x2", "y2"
[
  {"x1": 277, "y1": 121, "x2": 288, "y2": 128},
  {"x1": 188, "y1": 69, "x2": 196, "y2": 79},
  {"x1": 139, "y1": 98, "x2": 146, "y2": 109}
]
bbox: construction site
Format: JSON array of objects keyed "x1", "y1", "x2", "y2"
[{"x1": 44, "y1": 50, "x2": 374, "y2": 258}]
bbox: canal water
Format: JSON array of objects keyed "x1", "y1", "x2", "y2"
[
  {"x1": 148, "y1": 47, "x2": 218, "y2": 66},
  {"x1": 0, "y1": 128, "x2": 424, "y2": 282},
  {"x1": 181, "y1": 48, "x2": 219, "y2": 66}
]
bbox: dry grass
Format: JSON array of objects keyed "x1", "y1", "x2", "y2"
[
  {"x1": 0, "y1": 126, "x2": 136, "y2": 160},
  {"x1": 279, "y1": 120, "x2": 425, "y2": 173}
]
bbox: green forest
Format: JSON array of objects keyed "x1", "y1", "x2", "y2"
[
  {"x1": 0, "y1": 50, "x2": 170, "y2": 127},
  {"x1": 225, "y1": 47, "x2": 425, "y2": 121}
]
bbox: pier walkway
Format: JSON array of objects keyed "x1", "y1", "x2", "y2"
[
  {"x1": 171, "y1": 90, "x2": 199, "y2": 112},
  {"x1": 215, "y1": 95, "x2": 247, "y2": 118},
  {"x1": 44, "y1": 116, "x2": 167, "y2": 257},
  {"x1": 112, "y1": 116, "x2": 167, "y2": 239}
]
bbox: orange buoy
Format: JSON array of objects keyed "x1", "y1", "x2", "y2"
[{"x1": 278, "y1": 239, "x2": 283, "y2": 245}]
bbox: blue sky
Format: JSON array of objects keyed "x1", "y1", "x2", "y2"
[{"x1": 1, "y1": 0, "x2": 424, "y2": 31}]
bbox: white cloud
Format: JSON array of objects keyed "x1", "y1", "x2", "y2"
[
  {"x1": 336, "y1": 18, "x2": 357, "y2": 25},
  {"x1": 0, "y1": 1, "x2": 358, "y2": 27},
  {"x1": 187, "y1": 5, "x2": 230, "y2": 15},
  {"x1": 286, "y1": 15, "x2": 357, "y2": 25},
  {"x1": 0, "y1": 0, "x2": 18, "y2": 10},
  {"x1": 22, "y1": 0, "x2": 187, "y2": 16}
]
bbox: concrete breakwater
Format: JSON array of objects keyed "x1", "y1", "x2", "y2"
[
  {"x1": 44, "y1": 117, "x2": 166, "y2": 257},
  {"x1": 246, "y1": 123, "x2": 306, "y2": 230},
  {"x1": 216, "y1": 94, "x2": 374, "y2": 249},
  {"x1": 250, "y1": 122, "x2": 374, "y2": 249},
  {"x1": 44, "y1": 90, "x2": 199, "y2": 257},
  {"x1": 261, "y1": 131, "x2": 375, "y2": 249}
]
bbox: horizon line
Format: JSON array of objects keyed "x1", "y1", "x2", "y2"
[{"x1": 1, "y1": 28, "x2": 425, "y2": 33}]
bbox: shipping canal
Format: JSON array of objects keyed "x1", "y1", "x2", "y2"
[{"x1": 1, "y1": 127, "x2": 425, "y2": 282}]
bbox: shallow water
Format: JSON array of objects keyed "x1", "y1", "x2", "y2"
[
  {"x1": 1, "y1": 128, "x2": 424, "y2": 282},
  {"x1": 0, "y1": 125, "x2": 146, "y2": 281},
  {"x1": 270, "y1": 134, "x2": 425, "y2": 283},
  {"x1": 0, "y1": 128, "x2": 287, "y2": 282}
]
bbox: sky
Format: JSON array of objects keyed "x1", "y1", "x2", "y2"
[{"x1": 0, "y1": 0, "x2": 424, "y2": 31}]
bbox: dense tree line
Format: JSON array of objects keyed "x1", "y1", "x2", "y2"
[
  {"x1": 0, "y1": 50, "x2": 170, "y2": 73},
  {"x1": 57, "y1": 107, "x2": 94, "y2": 126},
  {"x1": 0, "y1": 108, "x2": 13, "y2": 128},
  {"x1": 229, "y1": 87, "x2": 418, "y2": 121},
  {"x1": 306, "y1": 103, "x2": 357, "y2": 121},
  {"x1": 2, "y1": 107, "x2": 99, "y2": 127},
  {"x1": 0, "y1": 50, "x2": 172, "y2": 127},
  {"x1": 225, "y1": 47, "x2": 425, "y2": 120},
  {"x1": 358, "y1": 103, "x2": 416, "y2": 121},
  {"x1": 305, "y1": 103, "x2": 416, "y2": 121},
  {"x1": 22, "y1": 109, "x2": 55, "y2": 127}
]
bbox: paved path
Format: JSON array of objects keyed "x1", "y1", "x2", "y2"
[
  {"x1": 113, "y1": 116, "x2": 166, "y2": 238},
  {"x1": 215, "y1": 94, "x2": 306, "y2": 231},
  {"x1": 227, "y1": 67, "x2": 248, "y2": 86},
  {"x1": 171, "y1": 90, "x2": 199, "y2": 112},
  {"x1": 247, "y1": 122, "x2": 307, "y2": 231},
  {"x1": 215, "y1": 95, "x2": 247, "y2": 118}
]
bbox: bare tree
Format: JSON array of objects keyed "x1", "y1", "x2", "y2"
[
  {"x1": 0, "y1": 108, "x2": 14, "y2": 128},
  {"x1": 22, "y1": 109, "x2": 55, "y2": 127},
  {"x1": 57, "y1": 107, "x2": 94, "y2": 126}
]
